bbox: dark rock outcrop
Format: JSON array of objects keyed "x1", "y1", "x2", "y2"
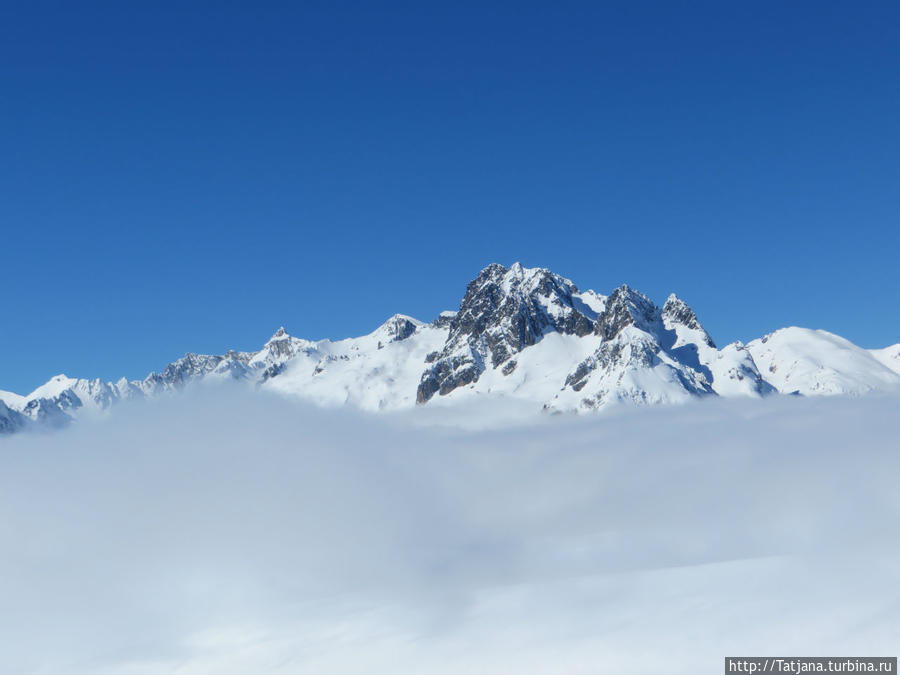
[
  {"x1": 662, "y1": 294, "x2": 716, "y2": 347},
  {"x1": 416, "y1": 263, "x2": 597, "y2": 403},
  {"x1": 594, "y1": 285, "x2": 658, "y2": 340}
]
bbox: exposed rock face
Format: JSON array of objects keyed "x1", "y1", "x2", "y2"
[
  {"x1": 142, "y1": 353, "x2": 240, "y2": 394},
  {"x1": 662, "y1": 294, "x2": 715, "y2": 347},
  {"x1": 3, "y1": 261, "x2": 897, "y2": 435},
  {"x1": 594, "y1": 285, "x2": 659, "y2": 340},
  {"x1": 453, "y1": 262, "x2": 596, "y2": 356},
  {"x1": 0, "y1": 400, "x2": 26, "y2": 434},
  {"x1": 374, "y1": 315, "x2": 420, "y2": 348},
  {"x1": 432, "y1": 311, "x2": 457, "y2": 329},
  {"x1": 565, "y1": 339, "x2": 657, "y2": 393},
  {"x1": 416, "y1": 354, "x2": 483, "y2": 403},
  {"x1": 263, "y1": 328, "x2": 297, "y2": 359},
  {"x1": 553, "y1": 286, "x2": 718, "y2": 411},
  {"x1": 249, "y1": 328, "x2": 316, "y2": 378},
  {"x1": 560, "y1": 332, "x2": 715, "y2": 410},
  {"x1": 416, "y1": 263, "x2": 598, "y2": 403},
  {"x1": 18, "y1": 396, "x2": 80, "y2": 429}
]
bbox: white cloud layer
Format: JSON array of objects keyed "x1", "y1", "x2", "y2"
[{"x1": 2, "y1": 391, "x2": 898, "y2": 674}]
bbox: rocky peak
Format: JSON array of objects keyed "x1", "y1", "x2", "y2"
[
  {"x1": 157, "y1": 353, "x2": 224, "y2": 388},
  {"x1": 375, "y1": 314, "x2": 420, "y2": 343},
  {"x1": 448, "y1": 262, "x2": 594, "y2": 356},
  {"x1": 432, "y1": 311, "x2": 457, "y2": 328},
  {"x1": 662, "y1": 294, "x2": 715, "y2": 347},
  {"x1": 262, "y1": 327, "x2": 306, "y2": 360},
  {"x1": 594, "y1": 285, "x2": 659, "y2": 340},
  {"x1": 416, "y1": 263, "x2": 596, "y2": 403},
  {"x1": 4, "y1": 261, "x2": 900, "y2": 435}
]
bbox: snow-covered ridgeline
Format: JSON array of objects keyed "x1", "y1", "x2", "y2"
[{"x1": 2, "y1": 263, "x2": 898, "y2": 433}]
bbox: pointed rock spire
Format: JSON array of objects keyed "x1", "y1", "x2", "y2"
[
  {"x1": 374, "y1": 314, "x2": 420, "y2": 344},
  {"x1": 594, "y1": 285, "x2": 659, "y2": 340},
  {"x1": 662, "y1": 294, "x2": 715, "y2": 347}
]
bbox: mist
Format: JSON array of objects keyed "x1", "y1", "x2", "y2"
[{"x1": 2, "y1": 390, "x2": 898, "y2": 674}]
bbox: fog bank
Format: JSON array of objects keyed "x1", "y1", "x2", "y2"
[{"x1": 2, "y1": 391, "x2": 898, "y2": 673}]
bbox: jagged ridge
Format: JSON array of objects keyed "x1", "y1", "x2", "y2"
[{"x1": 2, "y1": 263, "x2": 898, "y2": 434}]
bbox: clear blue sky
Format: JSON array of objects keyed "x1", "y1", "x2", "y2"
[{"x1": 2, "y1": 1, "x2": 899, "y2": 394}]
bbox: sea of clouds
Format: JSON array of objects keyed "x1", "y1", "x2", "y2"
[{"x1": 1, "y1": 390, "x2": 898, "y2": 674}]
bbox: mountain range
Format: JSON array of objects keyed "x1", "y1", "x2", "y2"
[{"x1": 2, "y1": 263, "x2": 899, "y2": 434}]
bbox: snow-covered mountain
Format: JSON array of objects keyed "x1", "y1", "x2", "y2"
[{"x1": 2, "y1": 263, "x2": 898, "y2": 434}]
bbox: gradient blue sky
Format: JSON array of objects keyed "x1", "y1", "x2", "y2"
[{"x1": 2, "y1": 1, "x2": 899, "y2": 393}]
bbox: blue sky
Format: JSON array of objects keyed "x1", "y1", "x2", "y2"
[{"x1": 2, "y1": 1, "x2": 899, "y2": 394}]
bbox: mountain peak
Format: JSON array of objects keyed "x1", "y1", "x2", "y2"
[
  {"x1": 4, "y1": 262, "x2": 899, "y2": 435},
  {"x1": 662, "y1": 294, "x2": 696, "y2": 325},
  {"x1": 662, "y1": 294, "x2": 715, "y2": 347},
  {"x1": 27, "y1": 374, "x2": 77, "y2": 400},
  {"x1": 255, "y1": 325, "x2": 310, "y2": 366},
  {"x1": 261, "y1": 326, "x2": 305, "y2": 349},
  {"x1": 373, "y1": 314, "x2": 421, "y2": 343},
  {"x1": 432, "y1": 310, "x2": 457, "y2": 328},
  {"x1": 416, "y1": 264, "x2": 595, "y2": 403},
  {"x1": 473, "y1": 262, "x2": 509, "y2": 284},
  {"x1": 594, "y1": 285, "x2": 658, "y2": 340}
]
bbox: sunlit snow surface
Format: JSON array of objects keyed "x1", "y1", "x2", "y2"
[
  {"x1": 1, "y1": 390, "x2": 898, "y2": 674},
  {"x1": 4, "y1": 264, "x2": 899, "y2": 432}
]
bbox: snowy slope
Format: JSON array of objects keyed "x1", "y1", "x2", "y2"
[
  {"x1": 262, "y1": 316, "x2": 448, "y2": 411},
  {"x1": 661, "y1": 294, "x2": 774, "y2": 398},
  {"x1": 747, "y1": 328, "x2": 900, "y2": 395},
  {"x1": 551, "y1": 325, "x2": 714, "y2": 412},
  {"x1": 546, "y1": 287, "x2": 716, "y2": 412},
  {"x1": 0, "y1": 389, "x2": 27, "y2": 408},
  {"x1": 870, "y1": 343, "x2": 900, "y2": 375},
  {"x1": 1, "y1": 263, "x2": 898, "y2": 434}
]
